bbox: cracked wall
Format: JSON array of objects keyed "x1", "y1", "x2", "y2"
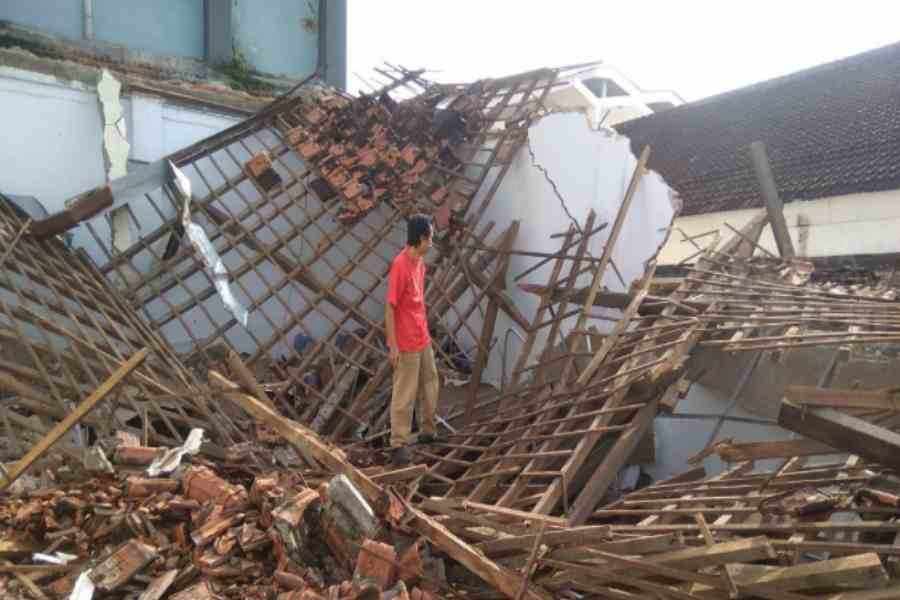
[{"x1": 97, "y1": 69, "x2": 130, "y2": 181}]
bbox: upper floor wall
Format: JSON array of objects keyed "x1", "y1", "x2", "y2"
[{"x1": 0, "y1": 0, "x2": 347, "y2": 86}]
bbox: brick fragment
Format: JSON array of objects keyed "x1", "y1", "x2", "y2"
[
  {"x1": 126, "y1": 476, "x2": 179, "y2": 498},
  {"x1": 114, "y1": 446, "x2": 163, "y2": 465},
  {"x1": 354, "y1": 539, "x2": 397, "y2": 590},
  {"x1": 89, "y1": 539, "x2": 158, "y2": 591},
  {"x1": 182, "y1": 466, "x2": 248, "y2": 510},
  {"x1": 171, "y1": 580, "x2": 218, "y2": 600}
]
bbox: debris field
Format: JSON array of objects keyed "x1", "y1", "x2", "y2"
[{"x1": 3, "y1": 64, "x2": 900, "y2": 599}]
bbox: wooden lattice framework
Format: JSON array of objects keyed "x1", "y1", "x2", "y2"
[
  {"x1": 64, "y1": 66, "x2": 576, "y2": 445},
  {"x1": 0, "y1": 196, "x2": 241, "y2": 462}
]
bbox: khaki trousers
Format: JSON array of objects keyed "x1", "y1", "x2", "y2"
[{"x1": 390, "y1": 344, "x2": 439, "y2": 447}]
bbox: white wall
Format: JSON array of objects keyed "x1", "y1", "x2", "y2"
[
  {"x1": 660, "y1": 188, "x2": 900, "y2": 264},
  {"x1": 0, "y1": 66, "x2": 239, "y2": 258},
  {"x1": 0, "y1": 67, "x2": 107, "y2": 212},
  {"x1": 466, "y1": 113, "x2": 678, "y2": 387}
]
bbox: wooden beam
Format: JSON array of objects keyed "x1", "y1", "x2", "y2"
[
  {"x1": 465, "y1": 221, "x2": 518, "y2": 423},
  {"x1": 0, "y1": 348, "x2": 149, "y2": 492},
  {"x1": 779, "y1": 399, "x2": 900, "y2": 470},
  {"x1": 690, "y1": 438, "x2": 838, "y2": 464},
  {"x1": 476, "y1": 526, "x2": 611, "y2": 557},
  {"x1": 749, "y1": 140, "x2": 795, "y2": 258},
  {"x1": 691, "y1": 552, "x2": 887, "y2": 595},
  {"x1": 572, "y1": 145, "x2": 650, "y2": 339},
  {"x1": 404, "y1": 502, "x2": 552, "y2": 600},
  {"x1": 210, "y1": 370, "x2": 384, "y2": 506},
  {"x1": 787, "y1": 385, "x2": 900, "y2": 410},
  {"x1": 28, "y1": 186, "x2": 113, "y2": 240}
]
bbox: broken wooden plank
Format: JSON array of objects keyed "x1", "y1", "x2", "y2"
[
  {"x1": 476, "y1": 525, "x2": 611, "y2": 557},
  {"x1": 692, "y1": 552, "x2": 887, "y2": 596},
  {"x1": 572, "y1": 145, "x2": 650, "y2": 341},
  {"x1": 369, "y1": 464, "x2": 428, "y2": 484},
  {"x1": 137, "y1": 569, "x2": 178, "y2": 600},
  {"x1": 689, "y1": 437, "x2": 838, "y2": 464},
  {"x1": 28, "y1": 186, "x2": 113, "y2": 239},
  {"x1": 90, "y1": 539, "x2": 158, "y2": 592},
  {"x1": 0, "y1": 348, "x2": 149, "y2": 491},
  {"x1": 787, "y1": 385, "x2": 900, "y2": 411},
  {"x1": 210, "y1": 369, "x2": 383, "y2": 507},
  {"x1": 403, "y1": 501, "x2": 552, "y2": 600}
]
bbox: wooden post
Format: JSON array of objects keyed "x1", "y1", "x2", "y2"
[
  {"x1": 749, "y1": 141, "x2": 795, "y2": 258},
  {"x1": 0, "y1": 348, "x2": 149, "y2": 491},
  {"x1": 465, "y1": 222, "x2": 518, "y2": 424},
  {"x1": 573, "y1": 146, "x2": 650, "y2": 338}
]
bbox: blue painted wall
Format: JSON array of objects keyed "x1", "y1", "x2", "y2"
[
  {"x1": 233, "y1": 0, "x2": 318, "y2": 77},
  {"x1": 0, "y1": 1, "x2": 342, "y2": 82},
  {"x1": 93, "y1": 0, "x2": 204, "y2": 59},
  {"x1": 0, "y1": 1, "x2": 83, "y2": 40}
]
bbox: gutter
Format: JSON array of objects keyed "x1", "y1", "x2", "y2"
[{"x1": 316, "y1": 0, "x2": 327, "y2": 80}]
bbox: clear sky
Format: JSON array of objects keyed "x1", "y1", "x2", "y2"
[{"x1": 347, "y1": 1, "x2": 900, "y2": 102}]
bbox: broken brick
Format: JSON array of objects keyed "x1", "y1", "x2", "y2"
[
  {"x1": 171, "y1": 580, "x2": 218, "y2": 600},
  {"x1": 274, "y1": 569, "x2": 306, "y2": 590},
  {"x1": 397, "y1": 540, "x2": 425, "y2": 585},
  {"x1": 298, "y1": 141, "x2": 323, "y2": 160},
  {"x1": 305, "y1": 107, "x2": 327, "y2": 124},
  {"x1": 400, "y1": 144, "x2": 419, "y2": 165},
  {"x1": 89, "y1": 539, "x2": 158, "y2": 591},
  {"x1": 354, "y1": 539, "x2": 397, "y2": 590},
  {"x1": 285, "y1": 126, "x2": 307, "y2": 146},
  {"x1": 126, "y1": 476, "x2": 179, "y2": 498},
  {"x1": 114, "y1": 445, "x2": 163, "y2": 465},
  {"x1": 250, "y1": 474, "x2": 282, "y2": 505},
  {"x1": 182, "y1": 466, "x2": 249, "y2": 510},
  {"x1": 239, "y1": 521, "x2": 271, "y2": 552},
  {"x1": 244, "y1": 152, "x2": 273, "y2": 178},
  {"x1": 191, "y1": 513, "x2": 242, "y2": 547}
]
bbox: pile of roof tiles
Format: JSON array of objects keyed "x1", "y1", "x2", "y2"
[
  {"x1": 0, "y1": 436, "x2": 442, "y2": 600},
  {"x1": 278, "y1": 90, "x2": 477, "y2": 225}
]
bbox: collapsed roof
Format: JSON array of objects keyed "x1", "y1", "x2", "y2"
[{"x1": 4, "y1": 62, "x2": 900, "y2": 598}]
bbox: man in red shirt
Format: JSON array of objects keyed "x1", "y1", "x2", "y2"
[{"x1": 385, "y1": 214, "x2": 440, "y2": 465}]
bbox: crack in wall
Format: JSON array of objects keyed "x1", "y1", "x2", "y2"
[{"x1": 97, "y1": 68, "x2": 133, "y2": 252}]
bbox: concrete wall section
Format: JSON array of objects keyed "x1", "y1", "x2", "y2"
[
  {"x1": 470, "y1": 113, "x2": 678, "y2": 387},
  {"x1": 323, "y1": 0, "x2": 348, "y2": 89},
  {"x1": 659, "y1": 188, "x2": 900, "y2": 264},
  {"x1": 0, "y1": 67, "x2": 239, "y2": 259},
  {"x1": 92, "y1": 0, "x2": 204, "y2": 59},
  {"x1": 233, "y1": 0, "x2": 318, "y2": 77},
  {"x1": 0, "y1": 2, "x2": 83, "y2": 40},
  {"x1": 0, "y1": 67, "x2": 106, "y2": 211},
  {"x1": 648, "y1": 383, "x2": 792, "y2": 481}
]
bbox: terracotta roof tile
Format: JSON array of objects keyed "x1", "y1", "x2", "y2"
[{"x1": 615, "y1": 41, "x2": 900, "y2": 215}]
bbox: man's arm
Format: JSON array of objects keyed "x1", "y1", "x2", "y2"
[{"x1": 385, "y1": 302, "x2": 399, "y2": 367}]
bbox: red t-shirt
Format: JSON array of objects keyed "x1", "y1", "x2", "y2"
[{"x1": 387, "y1": 248, "x2": 431, "y2": 352}]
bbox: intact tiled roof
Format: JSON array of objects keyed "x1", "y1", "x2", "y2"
[{"x1": 615, "y1": 41, "x2": 900, "y2": 216}]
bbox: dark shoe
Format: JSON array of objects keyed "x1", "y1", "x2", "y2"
[
  {"x1": 391, "y1": 446, "x2": 411, "y2": 467},
  {"x1": 418, "y1": 432, "x2": 445, "y2": 444}
]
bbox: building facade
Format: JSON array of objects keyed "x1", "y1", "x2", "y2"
[
  {"x1": 547, "y1": 63, "x2": 683, "y2": 129},
  {"x1": 0, "y1": 1, "x2": 346, "y2": 254}
]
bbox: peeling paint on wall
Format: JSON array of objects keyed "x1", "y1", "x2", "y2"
[{"x1": 96, "y1": 68, "x2": 130, "y2": 181}]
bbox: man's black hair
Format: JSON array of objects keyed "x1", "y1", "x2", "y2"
[{"x1": 406, "y1": 214, "x2": 432, "y2": 247}]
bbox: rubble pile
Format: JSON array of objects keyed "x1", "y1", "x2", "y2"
[
  {"x1": 0, "y1": 441, "x2": 443, "y2": 600},
  {"x1": 11, "y1": 62, "x2": 900, "y2": 600}
]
